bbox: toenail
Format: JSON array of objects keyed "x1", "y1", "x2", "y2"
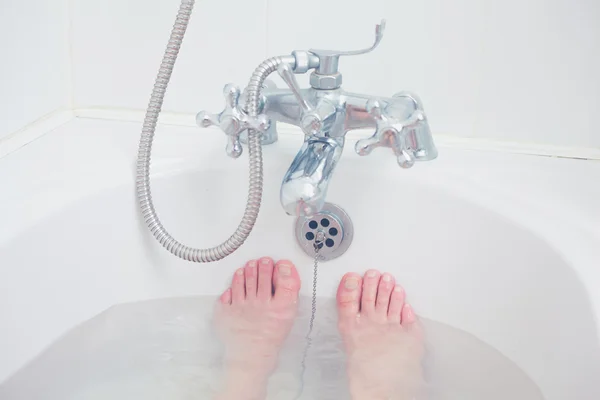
[
  {"x1": 236, "y1": 268, "x2": 244, "y2": 275},
  {"x1": 278, "y1": 264, "x2": 291, "y2": 276},
  {"x1": 249, "y1": 260, "x2": 257, "y2": 268},
  {"x1": 366, "y1": 270, "x2": 377, "y2": 278},
  {"x1": 394, "y1": 285, "x2": 403, "y2": 293},
  {"x1": 382, "y1": 274, "x2": 392, "y2": 282},
  {"x1": 261, "y1": 258, "x2": 271, "y2": 265},
  {"x1": 344, "y1": 277, "x2": 359, "y2": 290}
]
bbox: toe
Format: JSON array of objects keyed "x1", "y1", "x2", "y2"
[
  {"x1": 401, "y1": 303, "x2": 417, "y2": 325},
  {"x1": 231, "y1": 267, "x2": 246, "y2": 305},
  {"x1": 272, "y1": 260, "x2": 301, "y2": 305},
  {"x1": 219, "y1": 288, "x2": 232, "y2": 305},
  {"x1": 388, "y1": 285, "x2": 405, "y2": 323},
  {"x1": 336, "y1": 273, "x2": 363, "y2": 319},
  {"x1": 400, "y1": 304, "x2": 425, "y2": 360},
  {"x1": 375, "y1": 273, "x2": 395, "y2": 319},
  {"x1": 360, "y1": 269, "x2": 381, "y2": 316},
  {"x1": 257, "y1": 257, "x2": 274, "y2": 302},
  {"x1": 401, "y1": 303, "x2": 424, "y2": 339},
  {"x1": 244, "y1": 260, "x2": 258, "y2": 299}
]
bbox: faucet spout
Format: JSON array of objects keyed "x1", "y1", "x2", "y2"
[{"x1": 281, "y1": 136, "x2": 344, "y2": 216}]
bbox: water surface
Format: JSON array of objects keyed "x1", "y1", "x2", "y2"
[{"x1": 0, "y1": 296, "x2": 544, "y2": 399}]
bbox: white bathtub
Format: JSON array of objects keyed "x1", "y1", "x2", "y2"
[{"x1": 1, "y1": 117, "x2": 599, "y2": 399}]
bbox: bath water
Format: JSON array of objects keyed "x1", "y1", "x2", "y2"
[{"x1": 0, "y1": 296, "x2": 544, "y2": 399}]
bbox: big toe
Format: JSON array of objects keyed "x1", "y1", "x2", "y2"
[
  {"x1": 336, "y1": 272, "x2": 363, "y2": 319},
  {"x1": 272, "y1": 260, "x2": 301, "y2": 305}
]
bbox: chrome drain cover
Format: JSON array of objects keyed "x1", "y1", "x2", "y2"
[{"x1": 294, "y1": 203, "x2": 353, "y2": 261}]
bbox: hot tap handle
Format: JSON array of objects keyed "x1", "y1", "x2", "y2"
[
  {"x1": 196, "y1": 83, "x2": 269, "y2": 158},
  {"x1": 355, "y1": 99, "x2": 428, "y2": 168}
]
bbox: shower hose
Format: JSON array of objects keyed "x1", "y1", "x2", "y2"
[{"x1": 136, "y1": 0, "x2": 293, "y2": 262}]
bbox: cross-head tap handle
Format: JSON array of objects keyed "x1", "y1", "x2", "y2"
[
  {"x1": 355, "y1": 99, "x2": 429, "y2": 169},
  {"x1": 196, "y1": 84, "x2": 269, "y2": 158}
]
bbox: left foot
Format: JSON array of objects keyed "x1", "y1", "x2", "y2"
[{"x1": 214, "y1": 257, "x2": 301, "y2": 400}]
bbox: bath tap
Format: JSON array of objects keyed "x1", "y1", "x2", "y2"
[
  {"x1": 197, "y1": 20, "x2": 438, "y2": 217},
  {"x1": 138, "y1": 0, "x2": 438, "y2": 262}
]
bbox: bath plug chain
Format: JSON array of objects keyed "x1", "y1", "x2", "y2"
[
  {"x1": 295, "y1": 234, "x2": 324, "y2": 399},
  {"x1": 309, "y1": 231, "x2": 325, "y2": 328}
]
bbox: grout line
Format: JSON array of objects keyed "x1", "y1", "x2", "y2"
[
  {"x1": 264, "y1": 0, "x2": 270, "y2": 59},
  {"x1": 74, "y1": 107, "x2": 197, "y2": 126},
  {"x1": 430, "y1": 137, "x2": 600, "y2": 161},
  {"x1": 4, "y1": 107, "x2": 600, "y2": 162},
  {"x1": 73, "y1": 107, "x2": 600, "y2": 161},
  {"x1": 65, "y1": 0, "x2": 76, "y2": 109},
  {"x1": 0, "y1": 108, "x2": 74, "y2": 159}
]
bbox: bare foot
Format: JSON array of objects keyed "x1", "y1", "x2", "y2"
[
  {"x1": 337, "y1": 270, "x2": 425, "y2": 400},
  {"x1": 214, "y1": 257, "x2": 301, "y2": 400}
]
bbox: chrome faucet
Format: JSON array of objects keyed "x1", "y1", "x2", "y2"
[{"x1": 197, "y1": 20, "x2": 437, "y2": 217}]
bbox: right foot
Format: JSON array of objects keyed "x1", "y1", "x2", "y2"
[
  {"x1": 337, "y1": 270, "x2": 425, "y2": 400},
  {"x1": 214, "y1": 257, "x2": 301, "y2": 400}
]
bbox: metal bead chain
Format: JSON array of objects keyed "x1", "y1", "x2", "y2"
[{"x1": 295, "y1": 237, "x2": 323, "y2": 399}]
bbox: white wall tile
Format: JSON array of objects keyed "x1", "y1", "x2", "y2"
[
  {"x1": 69, "y1": 0, "x2": 599, "y2": 148},
  {"x1": 0, "y1": 0, "x2": 70, "y2": 140},
  {"x1": 71, "y1": 0, "x2": 268, "y2": 114},
  {"x1": 472, "y1": 0, "x2": 600, "y2": 147},
  {"x1": 267, "y1": 0, "x2": 600, "y2": 148}
]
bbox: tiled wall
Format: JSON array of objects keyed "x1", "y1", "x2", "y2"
[
  {"x1": 8, "y1": 0, "x2": 600, "y2": 148},
  {"x1": 0, "y1": 0, "x2": 71, "y2": 140}
]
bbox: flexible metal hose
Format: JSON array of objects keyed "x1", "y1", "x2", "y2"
[{"x1": 136, "y1": 0, "x2": 294, "y2": 262}]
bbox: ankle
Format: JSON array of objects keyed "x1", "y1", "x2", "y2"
[
  {"x1": 224, "y1": 353, "x2": 278, "y2": 375},
  {"x1": 350, "y1": 388, "x2": 388, "y2": 400},
  {"x1": 348, "y1": 379, "x2": 392, "y2": 400},
  {"x1": 216, "y1": 368, "x2": 270, "y2": 400},
  {"x1": 350, "y1": 393, "x2": 387, "y2": 400}
]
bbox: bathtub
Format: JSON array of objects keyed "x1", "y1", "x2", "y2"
[{"x1": 1, "y1": 117, "x2": 599, "y2": 399}]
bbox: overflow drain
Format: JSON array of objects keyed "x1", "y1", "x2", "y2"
[{"x1": 294, "y1": 203, "x2": 353, "y2": 261}]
